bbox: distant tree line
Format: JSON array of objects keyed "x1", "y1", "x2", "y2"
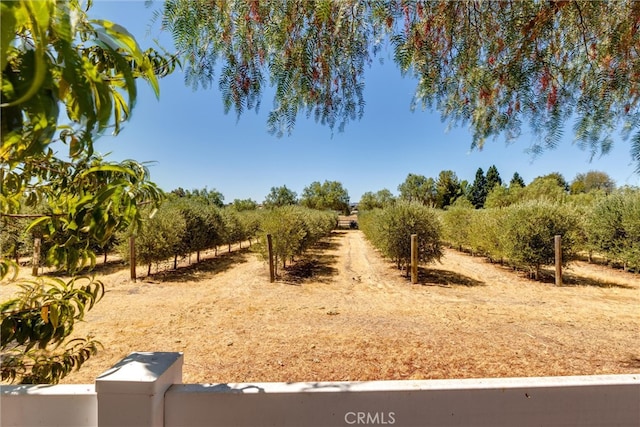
[
  {"x1": 263, "y1": 180, "x2": 350, "y2": 215},
  {"x1": 359, "y1": 168, "x2": 618, "y2": 210}
]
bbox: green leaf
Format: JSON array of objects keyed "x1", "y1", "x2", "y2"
[
  {"x1": 25, "y1": 215, "x2": 52, "y2": 233},
  {"x1": 92, "y1": 19, "x2": 160, "y2": 98},
  {"x1": 0, "y1": 2, "x2": 17, "y2": 71},
  {"x1": 79, "y1": 164, "x2": 136, "y2": 177},
  {"x1": 49, "y1": 304, "x2": 59, "y2": 330},
  {"x1": 1, "y1": 1, "x2": 50, "y2": 107}
]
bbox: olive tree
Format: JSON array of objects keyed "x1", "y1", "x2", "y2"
[
  {"x1": 587, "y1": 189, "x2": 640, "y2": 271},
  {"x1": 502, "y1": 201, "x2": 580, "y2": 280},
  {"x1": 360, "y1": 201, "x2": 442, "y2": 274}
]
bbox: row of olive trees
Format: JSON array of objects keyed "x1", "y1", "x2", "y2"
[
  {"x1": 253, "y1": 206, "x2": 337, "y2": 276},
  {"x1": 442, "y1": 200, "x2": 581, "y2": 279},
  {"x1": 584, "y1": 189, "x2": 640, "y2": 271},
  {"x1": 1, "y1": 199, "x2": 125, "y2": 272},
  {"x1": 117, "y1": 199, "x2": 261, "y2": 275},
  {"x1": 359, "y1": 201, "x2": 442, "y2": 275},
  {"x1": 441, "y1": 189, "x2": 640, "y2": 277}
]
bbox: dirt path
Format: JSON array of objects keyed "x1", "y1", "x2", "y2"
[{"x1": 4, "y1": 230, "x2": 636, "y2": 384}]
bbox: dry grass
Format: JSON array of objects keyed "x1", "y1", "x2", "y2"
[{"x1": 3, "y1": 230, "x2": 638, "y2": 384}]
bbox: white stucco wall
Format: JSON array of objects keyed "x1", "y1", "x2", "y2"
[
  {"x1": 0, "y1": 384, "x2": 97, "y2": 427},
  {"x1": 165, "y1": 374, "x2": 640, "y2": 427},
  {"x1": 2, "y1": 353, "x2": 637, "y2": 427}
]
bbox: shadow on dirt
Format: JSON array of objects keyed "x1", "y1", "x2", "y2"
[
  {"x1": 417, "y1": 267, "x2": 485, "y2": 287},
  {"x1": 88, "y1": 259, "x2": 128, "y2": 275},
  {"x1": 46, "y1": 258, "x2": 127, "y2": 277},
  {"x1": 280, "y1": 254, "x2": 339, "y2": 285},
  {"x1": 278, "y1": 235, "x2": 341, "y2": 285},
  {"x1": 537, "y1": 270, "x2": 636, "y2": 289},
  {"x1": 148, "y1": 249, "x2": 249, "y2": 283},
  {"x1": 621, "y1": 356, "x2": 640, "y2": 369},
  {"x1": 312, "y1": 238, "x2": 342, "y2": 252}
]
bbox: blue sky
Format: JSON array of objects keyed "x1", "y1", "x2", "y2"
[{"x1": 88, "y1": 1, "x2": 639, "y2": 203}]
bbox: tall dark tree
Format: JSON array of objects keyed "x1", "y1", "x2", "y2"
[
  {"x1": 510, "y1": 172, "x2": 526, "y2": 188},
  {"x1": 485, "y1": 165, "x2": 502, "y2": 191},
  {"x1": 468, "y1": 168, "x2": 488, "y2": 209}
]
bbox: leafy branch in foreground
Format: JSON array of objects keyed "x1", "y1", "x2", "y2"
[
  {"x1": 1, "y1": 0, "x2": 173, "y2": 383},
  {"x1": 1, "y1": 276, "x2": 104, "y2": 384}
]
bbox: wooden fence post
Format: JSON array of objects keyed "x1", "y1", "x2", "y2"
[
  {"x1": 129, "y1": 236, "x2": 137, "y2": 282},
  {"x1": 267, "y1": 234, "x2": 275, "y2": 283},
  {"x1": 411, "y1": 234, "x2": 418, "y2": 284},
  {"x1": 32, "y1": 238, "x2": 41, "y2": 276},
  {"x1": 554, "y1": 235, "x2": 562, "y2": 286}
]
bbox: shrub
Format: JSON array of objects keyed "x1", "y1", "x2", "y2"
[
  {"x1": 502, "y1": 201, "x2": 580, "y2": 279},
  {"x1": 254, "y1": 206, "x2": 336, "y2": 275},
  {"x1": 468, "y1": 208, "x2": 509, "y2": 262},
  {"x1": 441, "y1": 198, "x2": 474, "y2": 251},
  {"x1": 119, "y1": 202, "x2": 186, "y2": 274},
  {"x1": 587, "y1": 189, "x2": 640, "y2": 271},
  {"x1": 360, "y1": 201, "x2": 442, "y2": 273}
]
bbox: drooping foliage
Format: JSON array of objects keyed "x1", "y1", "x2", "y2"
[
  {"x1": 161, "y1": 0, "x2": 640, "y2": 170},
  {"x1": 1, "y1": 277, "x2": 105, "y2": 384}
]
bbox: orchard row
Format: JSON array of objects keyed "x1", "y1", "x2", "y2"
[{"x1": 359, "y1": 189, "x2": 640, "y2": 279}]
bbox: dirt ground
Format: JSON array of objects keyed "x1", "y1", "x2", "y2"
[{"x1": 4, "y1": 230, "x2": 639, "y2": 384}]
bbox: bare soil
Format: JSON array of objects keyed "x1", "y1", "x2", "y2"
[{"x1": 4, "y1": 230, "x2": 639, "y2": 384}]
